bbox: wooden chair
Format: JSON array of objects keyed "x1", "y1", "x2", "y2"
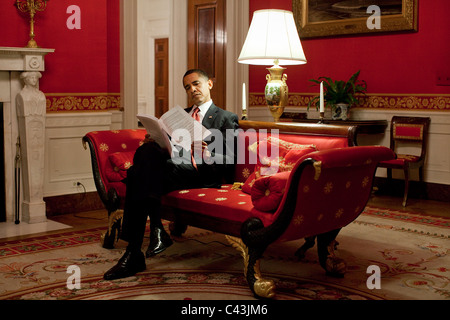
[{"x1": 378, "y1": 116, "x2": 431, "y2": 207}]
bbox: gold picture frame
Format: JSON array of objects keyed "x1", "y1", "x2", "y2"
[{"x1": 293, "y1": 0, "x2": 418, "y2": 39}]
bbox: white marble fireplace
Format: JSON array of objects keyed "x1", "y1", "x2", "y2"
[{"x1": 0, "y1": 47, "x2": 54, "y2": 224}]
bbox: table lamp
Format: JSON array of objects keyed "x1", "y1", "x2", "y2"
[{"x1": 238, "y1": 9, "x2": 307, "y2": 122}]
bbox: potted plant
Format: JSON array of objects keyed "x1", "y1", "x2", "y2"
[{"x1": 307, "y1": 70, "x2": 367, "y2": 120}]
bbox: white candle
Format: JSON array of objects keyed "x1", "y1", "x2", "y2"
[
  {"x1": 242, "y1": 83, "x2": 247, "y2": 111},
  {"x1": 320, "y1": 81, "x2": 324, "y2": 113}
]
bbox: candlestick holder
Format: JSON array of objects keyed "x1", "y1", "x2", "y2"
[
  {"x1": 15, "y1": 0, "x2": 49, "y2": 48},
  {"x1": 241, "y1": 109, "x2": 248, "y2": 120},
  {"x1": 318, "y1": 112, "x2": 325, "y2": 124}
]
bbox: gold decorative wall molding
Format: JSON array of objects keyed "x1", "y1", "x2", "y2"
[
  {"x1": 46, "y1": 93, "x2": 121, "y2": 112},
  {"x1": 45, "y1": 92, "x2": 450, "y2": 112},
  {"x1": 250, "y1": 93, "x2": 450, "y2": 111}
]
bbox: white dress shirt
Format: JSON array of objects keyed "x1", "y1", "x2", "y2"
[{"x1": 189, "y1": 100, "x2": 213, "y2": 122}]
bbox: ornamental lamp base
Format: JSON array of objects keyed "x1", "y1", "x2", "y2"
[{"x1": 265, "y1": 65, "x2": 288, "y2": 122}]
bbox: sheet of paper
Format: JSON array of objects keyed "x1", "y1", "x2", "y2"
[
  {"x1": 136, "y1": 114, "x2": 172, "y2": 154},
  {"x1": 159, "y1": 105, "x2": 211, "y2": 151}
]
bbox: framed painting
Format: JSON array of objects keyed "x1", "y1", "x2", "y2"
[{"x1": 293, "y1": 0, "x2": 418, "y2": 39}]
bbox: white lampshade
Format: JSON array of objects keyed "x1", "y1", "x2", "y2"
[{"x1": 238, "y1": 9, "x2": 307, "y2": 66}]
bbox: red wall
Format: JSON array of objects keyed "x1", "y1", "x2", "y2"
[
  {"x1": 249, "y1": 0, "x2": 450, "y2": 97},
  {"x1": 1, "y1": 1, "x2": 448, "y2": 112},
  {"x1": 0, "y1": 0, "x2": 120, "y2": 95}
]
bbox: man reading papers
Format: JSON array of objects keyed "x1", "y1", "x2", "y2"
[
  {"x1": 104, "y1": 69, "x2": 239, "y2": 280},
  {"x1": 137, "y1": 105, "x2": 212, "y2": 160}
]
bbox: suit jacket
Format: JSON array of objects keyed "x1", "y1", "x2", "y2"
[
  {"x1": 185, "y1": 103, "x2": 238, "y2": 131},
  {"x1": 180, "y1": 103, "x2": 239, "y2": 186}
]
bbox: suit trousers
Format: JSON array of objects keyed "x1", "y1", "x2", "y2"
[{"x1": 120, "y1": 141, "x2": 205, "y2": 251}]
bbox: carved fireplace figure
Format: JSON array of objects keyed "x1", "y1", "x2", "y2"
[
  {"x1": 0, "y1": 47, "x2": 54, "y2": 224},
  {"x1": 16, "y1": 71, "x2": 47, "y2": 223}
]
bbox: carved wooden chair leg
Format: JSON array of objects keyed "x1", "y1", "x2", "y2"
[
  {"x1": 316, "y1": 228, "x2": 346, "y2": 277},
  {"x1": 402, "y1": 167, "x2": 410, "y2": 207},
  {"x1": 101, "y1": 209, "x2": 123, "y2": 249},
  {"x1": 169, "y1": 221, "x2": 188, "y2": 237},
  {"x1": 226, "y1": 236, "x2": 276, "y2": 299},
  {"x1": 295, "y1": 236, "x2": 316, "y2": 259}
]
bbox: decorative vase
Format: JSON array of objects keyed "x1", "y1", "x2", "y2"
[
  {"x1": 265, "y1": 66, "x2": 288, "y2": 122},
  {"x1": 332, "y1": 103, "x2": 350, "y2": 121}
]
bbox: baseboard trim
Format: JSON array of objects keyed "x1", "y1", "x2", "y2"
[
  {"x1": 44, "y1": 192, "x2": 105, "y2": 217},
  {"x1": 373, "y1": 178, "x2": 450, "y2": 203}
]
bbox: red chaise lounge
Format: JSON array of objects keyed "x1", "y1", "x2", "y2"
[{"x1": 83, "y1": 120, "x2": 394, "y2": 299}]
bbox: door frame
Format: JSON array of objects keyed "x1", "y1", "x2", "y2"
[{"x1": 120, "y1": 0, "x2": 249, "y2": 128}]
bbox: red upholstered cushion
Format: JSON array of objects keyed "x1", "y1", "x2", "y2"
[
  {"x1": 84, "y1": 129, "x2": 146, "y2": 197},
  {"x1": 234, "y1": 131, "x2": 350, "y2": 184},
  {"x1": 394, "y1": 124, "x2": 423, "y2": 140},
  {"x1": 242, "y1": 137, "x2": 317, "y2": 194},
  {"x1": 255, "y1": 137, "x2": 317, "y2": 176},
  {"x1": 105, "y1": 151, "x2": 134, "y2": 182},
  {"x1": 242, "y1": 171, "x2": 257, "y2": 194},
  {"x1": 284, "y1": 148, "x2": 317, "y2": 168},
  {"x1": 251, "y1": 171, "x2": 290, "y2": 212},
  {"x1": 397, "y1": 154, "x2": 421, "y2": 162},
  {"x1": 105, "y1": 166, "x2": 125, "y2": 182},
  {"x1": 162, "y1": 185, "x2": 255, "y2": 223},
  {"x1": 379, "y1": 154, "x2": 421, "y2": 167},
  {"x1": 110, "y1": 151, "x2": 134, "y2": 171},
  {"x1": 161, "y1": 184, "x2": 283, "y2": 228}
]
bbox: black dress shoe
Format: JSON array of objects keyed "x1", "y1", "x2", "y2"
[
  {"x1": 104, "y1": 250, "x2": 146, "y2": 280},
  {"x1": 145, "y1": 227, "x2": 173, "y2": 257}
]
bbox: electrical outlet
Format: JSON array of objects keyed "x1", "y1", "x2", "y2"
[{"x1": 436, "y1": 73, "x2": 450, "y2": 86}]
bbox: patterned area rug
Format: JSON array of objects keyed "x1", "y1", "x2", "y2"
[{"x1": 0, "y1": 206, "x2": 448, "y2": 300}]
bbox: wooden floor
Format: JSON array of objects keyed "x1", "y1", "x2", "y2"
[
  {"x1": 368, "y1": 193, "x2": 450, "y2": 219},
  {"x1": 1, "y1": 194, "x2": 449, "y2": 243}
]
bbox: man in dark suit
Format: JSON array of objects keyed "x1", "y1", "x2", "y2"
[{"x1": 104, "y1": 69, "x2": 239, "y2": 280}]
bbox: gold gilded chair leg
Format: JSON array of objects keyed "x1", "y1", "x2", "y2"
[
  {"x1": 101, "y1": 209, "x2": 124, "y2": 249},
  {"x1": 226, "y1": 235, "x2": 276, "y2": 299}
]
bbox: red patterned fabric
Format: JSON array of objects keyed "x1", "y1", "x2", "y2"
[
  {"x1": 105, "y1": 151, "x2": 135, "y2": 182},
  {"x1": 161, "y1": 184, "x2": 285, "y2": 227},
  {"x1": 242, "y1": 137, "x2": 317, "y2": 194},
  {"x1": 162, "y1": 185, "x2": 254, "y2": 223},
  {"x1": 86, "y1": 127, "x2": 395, "y2": 246},
  {"x1": 162, "y1": 146, "x2": 395, "y2": 238},
  {"x1": 84, "y1": 129, "x2": 147, "y2": 197},
  {"x1": 284, "y1": 148, "x2": 317, "y2": 166},
  {"x1": 273, "y1": 146, "x2": 395, "y2": 242},
  {"x1": 394, "y1": 124, "x2": 423, "y2": 140},
  {"x1": 105, "y1": 166, "x2": 125, "y2": 182},
  {"x1": 234, "y1": 131, "x2": 350, "y2": 185},
  {"x1": 241, "y1": 172, "x2": 257, "y2": 194},
  {"x1": 251, "y1": 171, "x2": 291, "y2": 212},
  {"x1": 254, "y1": 137, "x2": 317, "y2": 176},
  {"x1": 110, "y1": 151, "x2": 134, "y2": 170}
]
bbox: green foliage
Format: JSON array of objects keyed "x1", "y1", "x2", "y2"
[{"x1": 307, "y1": 70, "x2": 367, "y2": 110}]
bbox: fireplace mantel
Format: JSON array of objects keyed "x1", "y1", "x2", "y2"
[
  {"x1": 0, "y1": 47, "x2": 54, "y2": 72},
  {"x1": 0, "y1": 46, "x2": 54, "y2": 224}
]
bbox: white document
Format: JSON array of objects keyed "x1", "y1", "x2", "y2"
[
  {"x1": 136, "y1": 114, "x2": 173, "y2": 154},
  {"x1": 137, "y1": 105, "x2": 211, "y2": 155}
]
